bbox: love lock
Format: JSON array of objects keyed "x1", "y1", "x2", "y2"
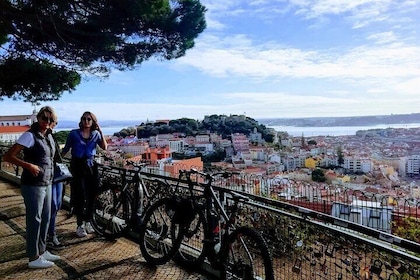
[
  {"x1": 370, "y1": 259, "x2": 382, "y2": 275},
  {"x1": 407, "y1": 263, "x2": 419, "y2": 277},
  {"x1": 325, "y1": 242, "x2": 334, "y2": 257},
  {"x1": 314, "y1": 249, "x2": 323, "y2": 258},
  {"x1": 388, "y1": 273, "x2": 398, "y2": 280},
  {"x1": 352, "y1": 264, "x2": 360, "y2": 275},
  {"x1": 292, "y1": 258, "x2": 302, "y2": 274}
]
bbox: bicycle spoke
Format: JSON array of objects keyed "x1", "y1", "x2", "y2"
[
  {"x1": 221, "y1": 227, "x2": 274, "y2": 280},
  {"x1": 139, "y1": 198, "x2": 183, "y2": 265}
]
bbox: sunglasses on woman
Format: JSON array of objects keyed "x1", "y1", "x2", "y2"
[{"x1": 41, "y1": 116, "x2": 55, "y2": 123}]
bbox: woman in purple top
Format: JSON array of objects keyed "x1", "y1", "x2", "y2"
[{"x1": 61, "y1": 111, "x2": 107, "y2": 237}]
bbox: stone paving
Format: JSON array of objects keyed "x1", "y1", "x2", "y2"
[{"x1": 0, "y1": 179, "x2": 215, "y2": 280}]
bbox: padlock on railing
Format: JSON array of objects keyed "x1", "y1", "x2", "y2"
[
  {"x1": 325, "y1": 242, "x2": 334, "y2": 257},
  {"x1": 371, "y1": 259, "x2": 383, "y2": 275},
  {"x1": 292, "y1": 258, "x2": 302, "y2": 273},
  {"x1": 388, "y1": 272, "x2": 398, "y2": 280}
]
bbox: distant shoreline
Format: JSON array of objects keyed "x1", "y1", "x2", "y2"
[
  {"x1": 258, "y1": 113, "x2": 420, "y2": 127},
  {"x1": 268, "y1": 123, "x2": 420, "y2": 137}
]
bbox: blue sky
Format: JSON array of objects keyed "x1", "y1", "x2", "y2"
[{"x1": 2, "y1": 0, "x2": 420, "y2": 122}]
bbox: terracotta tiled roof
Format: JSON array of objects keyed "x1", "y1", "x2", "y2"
[{"x1": 0, "y1": 126, "x2": 30, "y2": 133}]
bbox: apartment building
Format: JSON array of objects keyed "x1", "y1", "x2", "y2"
[
  {"x1": 401, "y1": 155, "x2": 420, "y2": 176},
  {"x1": 141, "y1": 146, "x2": 172, "y2": 164},
  {"x1": 283, "y1": 154, "x2": 306, "y2": 170},
  {"x1": 119, "y1": 142, "x2": 149, "y2": 156},
  {"x1": 168, "y1": 139, "x2": 185, "y2": 153},
  {"x1": 343, "y1": 157, "x2": 373, "y2": 173},
  {"x1": 231, "y1": 133, "x2": 250, "y2": 151}
]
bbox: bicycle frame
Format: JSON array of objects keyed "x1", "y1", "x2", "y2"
[
  {"x1": 181, "y1": 170, "x2": 244, "y2": 264},
  {"x1": 177, "y1": 169, "x2": 274, "y2": 280},
  {"x1": 93, "y1": 161, "x2": 172, "y2": 237}
]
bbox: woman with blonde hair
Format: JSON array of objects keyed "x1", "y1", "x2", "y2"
[
  {"x1": 61, "y1": 111, "x2": 107, "y2": 237},
  {"x1": 4, "y1": 106, "x2": 61, "y2": 268}
]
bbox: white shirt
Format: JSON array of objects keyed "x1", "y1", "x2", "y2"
[{"x1": 17, "y1": 131, "x2": 35, "y2": 148}]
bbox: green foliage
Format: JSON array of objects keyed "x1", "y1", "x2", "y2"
[
  {"x1": 201, "y1": 114, "x2": 273, "y2": 141},
  {"x1": 0, "y1": 0, "x2": 206, "y2": 102},
  {"x1": 202, "y1": 149, "x2": 226, "y2": 163},
  {"x1": 113, "y1": 127, "x2": 137, "y2": 138},
  {"x1": 0, "y1": 57, "x2": 80, "y2": 102},
  {"x1": 312, "y1": 168, "x2": 326, "y2": 182},
  {"x1": 134, "y1": 114, "x2": 275, "y2": 143},
  {"x1": 307, "y1": 139, "x2": 317, "y2": 145},
  {"x1": 53, "y1": 130, "x2": 71, "y2": 145},
  {"x1": 393, "y1": 217, "x2": 420, "y2": 244}
]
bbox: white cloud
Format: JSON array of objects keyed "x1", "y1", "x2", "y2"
[
  {"x1": 178, "y1": 34, "x2": 420, "y2": 81},
  {"x1": 367, "y1": 31, "x2": 397, "y2": 44},
  {"x1": 2, "y1": 1, "x2": 419, "y2": 121}
]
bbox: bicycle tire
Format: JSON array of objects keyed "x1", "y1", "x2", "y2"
[
  {"x1": 138, "y1": 197, "x2": 183, "y2": 265},
  {"x1": 220, "y1": 227, "x2": 274, "y2": 280},
  {"x1": 172, "y1": 207, "x2": 208, "y2": 268},
  {"x1": 91, "y1": 186, "x2": 133, "y2": 239}
]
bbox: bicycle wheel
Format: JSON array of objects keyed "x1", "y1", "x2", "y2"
[
  {"x1": 220, "y1": 227, "x2": 274, "y2": 280},
  {"x1": 138, "y1": 198, "x2": 183, "y2": 265},
  {"x1": 172, "y1": 207, "x2": 208, "y2": 268},
  {"x1": 91, "y1": 186, "x2": 133, "y2": 239}
]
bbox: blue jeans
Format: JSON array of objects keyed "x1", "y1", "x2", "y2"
[
  {"x1": 48, "y1": 182, "x2": 63, "y2": 238},
  {"x1": 21, "y1": 184, "x2": 51, "y2": 260}
]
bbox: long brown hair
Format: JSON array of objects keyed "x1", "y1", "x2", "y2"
[{"x1": 79, "y1": 111, "x2": 99, "y2": 132}]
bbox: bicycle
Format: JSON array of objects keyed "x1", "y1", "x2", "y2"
[
  {"x1": 137, "y1": 194, "x2": 186, "y2": 265},
  {"x1": 139, "y1": 168, "x2": 274, "y2": 279},
  {"x1": 91, "y1": 160, "x2": 172, "y2": 239}
]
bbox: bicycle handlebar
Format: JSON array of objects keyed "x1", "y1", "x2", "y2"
[
  {"x1": 126, "y1": 160, "x2": 148, "y2": 168},
  {"x1": 179, "y1": 168, "x2": 240, "y2": 184}
]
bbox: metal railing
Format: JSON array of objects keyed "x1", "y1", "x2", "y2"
[{"x1": 1, "y1": 149, "x2": 419, "y2": 279}]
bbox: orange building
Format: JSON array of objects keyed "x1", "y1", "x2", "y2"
[
  {"x1": 163, "y1": 157, "x2": 204, "y2": 177},
  {"x1": 141, "y1": 146, "x2": 172, "y2": 164}
]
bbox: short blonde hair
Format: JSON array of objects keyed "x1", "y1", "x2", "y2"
[{"x1": 37, "y1": 106, "x2": 57, "y2": 123}]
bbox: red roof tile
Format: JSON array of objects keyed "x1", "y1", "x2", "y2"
[{"x1": 0, "y1": 126, "x2": 30, "y2": 133}]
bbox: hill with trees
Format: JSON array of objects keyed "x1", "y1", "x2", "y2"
[{"x1": 119, "y1": 114, "x2": 274, "y2": 142}]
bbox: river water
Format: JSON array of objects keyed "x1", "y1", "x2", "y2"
[{"x1": 268, "y1": 123, "x2": 420, "y2": 137}]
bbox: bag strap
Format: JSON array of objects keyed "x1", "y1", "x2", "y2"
[{"x1": 52, "y1": 134, "x2": 64, "y2": 163}]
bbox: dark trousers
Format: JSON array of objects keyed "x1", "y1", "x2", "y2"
[{"x1": 70, "y1": 158, "x2": 98, "y2": 226}]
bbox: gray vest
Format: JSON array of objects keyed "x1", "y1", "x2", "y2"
[{"x1": 20, "y1": 125, "x2": 56, "y2": 186}]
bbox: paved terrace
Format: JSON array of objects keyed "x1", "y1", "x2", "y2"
[{"x1": 0, "y1": 178, "x2": 214, "y2": 280}]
